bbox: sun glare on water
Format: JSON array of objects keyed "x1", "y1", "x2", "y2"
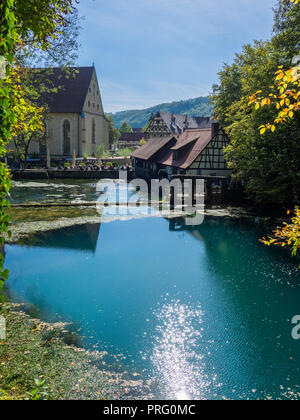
[{"x1": 150, "y1": 299, "x2": 216, "y2": 400}]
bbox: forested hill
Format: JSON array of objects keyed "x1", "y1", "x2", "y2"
[{"x1": 111, "y1": 96, "x2": 213, "y2": 128}]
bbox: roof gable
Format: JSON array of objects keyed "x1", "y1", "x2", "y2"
[
  {"x1": 156, "y1": 128, "x2": 213, "y2": 169},
  {"x1": 32, "y1": 67, "x2": 95, "y2": 113},
  {"x1": 158, "y1": 112, "x2": 212, "y2": 134}
]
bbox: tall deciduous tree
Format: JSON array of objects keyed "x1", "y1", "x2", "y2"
[
  {"x1": 212, "y1": 1, "x2": 300, "y2": 206},
  {"x1": 0, "y1": 0, "x2": 79, "y2": 300},
  {"x1": 120, "y1": 122, "x2": 133, "y2": 133},
  {"x1": 105, "y1": 114, "x2": 121, "y2": 148}
]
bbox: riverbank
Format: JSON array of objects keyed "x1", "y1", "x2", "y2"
[{"x1": 0, "y1": 303, "x2": 151, "y2": 400}]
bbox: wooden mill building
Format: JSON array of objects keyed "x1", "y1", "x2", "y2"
[{"x1": 131, "y1": 121, "x2": 231, "y2": 179}]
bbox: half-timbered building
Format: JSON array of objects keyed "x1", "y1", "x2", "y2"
[
  {"x1": 132, "y1": 122, "x2": 231, "y2": 178},
  {"x1": 146, "y1": 112, "x2": 212, "y2": 138}
]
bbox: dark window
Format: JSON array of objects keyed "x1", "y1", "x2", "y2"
[
  {"x1": 92, "y1": 119, "x2": 96, "y2": 144},
  {"x1": 63, "y1": 120, "x2": 71, "y2": 155}
]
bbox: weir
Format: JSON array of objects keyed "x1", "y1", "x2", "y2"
[{"x1": 171, "y1": 174, "x2": 228, "y2": 205}]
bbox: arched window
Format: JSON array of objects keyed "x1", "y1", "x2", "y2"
[
  {"x1": 63, "y1": 120, "x2": 71, "y2": 155},
  {"x1": 92, "y1": 118, "x2": 96, "y2": 144}
]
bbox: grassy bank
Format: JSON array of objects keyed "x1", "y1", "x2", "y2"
[{"x1": 0, "y1": 303, "x2": 149, "y2": 400}]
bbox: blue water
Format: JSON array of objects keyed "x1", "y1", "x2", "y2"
[{"x1": 5, "y1": 181, "x2": 300, "y2": 399}]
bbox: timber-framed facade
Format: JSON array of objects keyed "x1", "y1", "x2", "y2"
[{"x1": 132, "y1": 122, "x2": 231, "y2": 179}]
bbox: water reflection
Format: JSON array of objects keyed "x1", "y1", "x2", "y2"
[{"x1": 23, "y1": 224, "x2": 101, "y2": 254}]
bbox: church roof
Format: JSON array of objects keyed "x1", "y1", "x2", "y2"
[{"x1": 31, "y1": 67, "x2": 95, "y2": 113}]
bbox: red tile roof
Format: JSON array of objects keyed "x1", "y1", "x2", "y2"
[
  {"x1": 156, "y1": 128, "x2": 213, "y2": 169},
  {"x1": 131, "y1": 136, "x2": 175, "y2": 160}
]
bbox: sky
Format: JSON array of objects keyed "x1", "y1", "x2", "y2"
[{"x1": 77, "y1": 0, "x2": 277, "y2": 113}]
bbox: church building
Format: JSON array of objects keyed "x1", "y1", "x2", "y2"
[{"x1": 14, "y1": 66, "x2": 109, "y2": 158}]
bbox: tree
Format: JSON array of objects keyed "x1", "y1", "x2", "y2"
[
  {"x1": 249, "y1": 0, "x2": 300, "y2": 132},
  {"x1": 212, "y1": 41, "x2": 300, "y2": 205},
  {"x1": 95, "y1": 144, "x2": 105, "y2": 159},
  {"x1": 105, "y1": 114, "x2": 121, "y2": 148},
  {"x1": 210, "y1": 62, "x2": 242, "y2": 128},
  {"x1": 0, "y1": 0, "x2": 79, "y2": 300},
  {"x1": 0, "y1": 0, "x2": 16, "y2": 301},
  {"x1": 16, "y1": 6, "x2": 82, "y2": 68},
  {"x1": 119, "y1": 121, "x2": 133, "y2": 133},
  {"x1": 254, "y1": 0, "x2": 300, "y2": 261},
  {"x1": 212, "y1": 0, "x2": 300, "y2": 206},
  {"x1": 8, "y1": 65, "x2": 45, "y2": 163},
  {"x1": 249, "y1": 63, "x2": 300, "y2": 132},
  {"x1": 261, "y1": 208, "x2": 300, "y2": 258}
]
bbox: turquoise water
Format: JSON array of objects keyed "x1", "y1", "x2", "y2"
[{"x1": 6, "y1": 182, "x2": 300, "y2": 400}]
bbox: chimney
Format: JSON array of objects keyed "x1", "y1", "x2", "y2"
[
  {"x1": 211, "y1": 121, "x2": 220, "y2": 138},
  {"x1": 184, "y1": 115, "x2": 189, "y2": 130}
]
